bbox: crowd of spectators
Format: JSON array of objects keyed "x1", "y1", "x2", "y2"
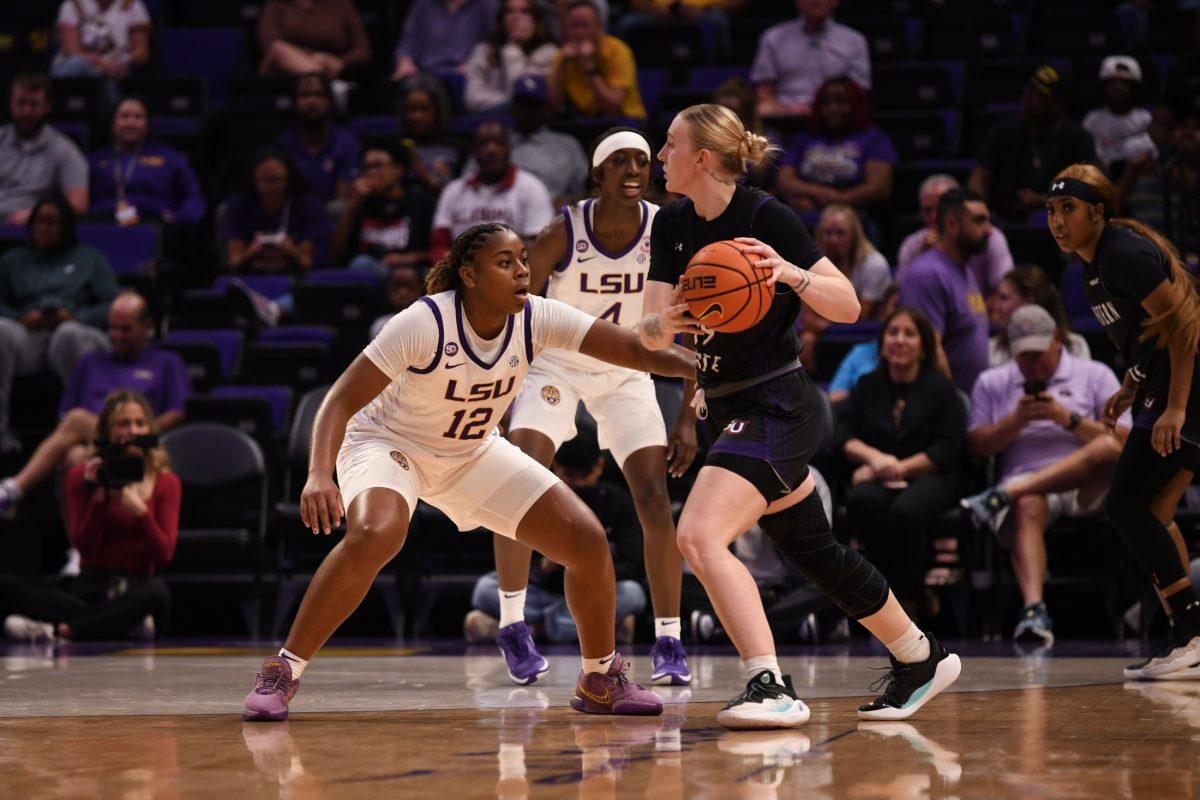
[{"x1": 1, "y1": 0, "x2": 1200, "y2": 645}]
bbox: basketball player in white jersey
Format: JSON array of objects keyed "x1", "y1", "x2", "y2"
[
  {"x1": 242, "y1": 222, "x2": 696, "y2": 721},
  {"x1": 487, "y1": 128, "x2": 696, "y2": 687}
]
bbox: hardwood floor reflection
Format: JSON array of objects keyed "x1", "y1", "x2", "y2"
[{"x1": 2, "y1": 683, "x2": 1199, "y2": 799}]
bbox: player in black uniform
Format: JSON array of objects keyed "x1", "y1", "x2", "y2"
[
  {"x1": 639, "y1": 103, "x2": 961, "y2": 729},
  {"x1": 1047, "y1": 163, "x2": 1200, "y2": 680}
]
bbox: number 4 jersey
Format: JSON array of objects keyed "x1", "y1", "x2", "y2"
[
  {"x1": 540, "y1": 198, "x2": 658, "y2": 373},
  {"x1": 345, "y1": 290, "x2": 595, "y2": 457}
]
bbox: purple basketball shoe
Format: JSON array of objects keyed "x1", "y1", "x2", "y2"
[
  {"x1": 497, "y1": 621, "x2": 550, "y2": 685},
  {"x1": 650, "y1": 636, "x2": 692, "y2": 685},
  {"x1": 571, "y1": 654, "x2": 664, "y2": 716},
  {"x1": 243, "y1": 656, "x2": 300, "y2": 721}
]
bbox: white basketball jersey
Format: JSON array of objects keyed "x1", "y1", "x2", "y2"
[
  {"x1": 345, "y1": 291, "x2": 533, "y2": 457},
  {"x1": 345, "y1": 291, "x2": 594, "y2": 459},
  {"x1": 543, "y1": 198, "x2": 657, "y2": 372}
]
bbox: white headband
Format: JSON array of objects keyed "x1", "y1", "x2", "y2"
[{"x1": 591, "y1": 131, "x2": 651, "y2": 168}]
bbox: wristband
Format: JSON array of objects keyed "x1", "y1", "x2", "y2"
[
  {"x1": 1067, "y1": 412, "x2": 1082, "y2": 431},
  {"x1": 1127, "y1": 365, "x2": 1146, "y2": 384}
]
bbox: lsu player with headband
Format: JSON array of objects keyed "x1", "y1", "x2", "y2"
[
  {"x1": 242, "y1": 221, "x2": 697, "y2": 722},
  {"x1": 495, "y1": 127, "x2": 697, "y2": 686}
]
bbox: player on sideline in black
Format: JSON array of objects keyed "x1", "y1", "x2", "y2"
[
  {"x1": 242, "y1": 222, "x2": 697, "y2": 721},
  {"x1": 639, "y1": 103, "x2": 962, "y2": 730},
  {"x1": 1046, "y1": 163, "x2": 1200, "y2": 680}
]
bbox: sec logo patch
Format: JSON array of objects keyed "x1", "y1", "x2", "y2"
[
  {"x1": 509, "y1": 355, "x2": 520, "y2": 368},
  {"x1": 445, "y1": 342, "x2": 459, "y2": 356},
  {"x1": 389, "y1": 451, "x2": 410, "y2": 470},
  {"x1": 541, "y1": 386, "x2": 561, "y2": 406},
  {"x1": 576, "y1": 240, "x2": 589, "y2": 252}
]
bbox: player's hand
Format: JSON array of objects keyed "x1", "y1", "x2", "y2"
[
  {"x1": 1153, "y1": 406, "x2": 1185, "y2": 456},
  {"x1": 733, "y1": 237, "x2": 802, "y2": 290},
  {"x1": 655, "y1": 285, "x2": 706, "y2": 338},
  {"x1": 1102, "y1": 385, "x2": 1136, "y2": 429},
  {"x1": 667, "y1": 412, "x2": 697, "y2": 478},
  {"x1": 300, "y1": 471, "x2": 344, "y2": 534}
]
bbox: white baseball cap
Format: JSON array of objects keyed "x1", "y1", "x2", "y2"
[{"x1": 1099, "y1": 55, "x2": 1142, "y2": 83}]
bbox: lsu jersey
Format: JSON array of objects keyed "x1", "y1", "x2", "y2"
[{"x1": 542, "y1": 198, "x2": 657, "y2": 372}]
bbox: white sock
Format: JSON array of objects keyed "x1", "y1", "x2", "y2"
[
  {"x1": 498, "y1": 743, "x2": 527, "y2": 781},
  {"x1": 655, "y1": 617, "x2": 681, "y2": 640},
  {"x1": 581, "y1": 650, "x2": 616, "y2": 675},
  {"x1": 278, "y1": 648, "x2": 308, "y2": 679},
  {"x1": 498, "y1": 588, "x2": 527, "y2": 629},
  {"x1": 742, "y1": 654, "x2": 782, "y2": 684},
  {"x1": 885, "y1": 623, "x2": 931, "y2": 664}
]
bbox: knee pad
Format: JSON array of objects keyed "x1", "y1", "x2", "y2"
[{"x1": 760, "y1": 491, "x2": 889, "y2": 620}]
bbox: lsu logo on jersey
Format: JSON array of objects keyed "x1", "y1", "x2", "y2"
[
  {"x1": 389, "y1": 451, "x2": 410, "y2": 470},
  {"x1": 445, "y1": 377, "x2": 517, "y2": 402},
  {"x1": 580, "y1": 273, "x2": 645, "y2": 294},
  {"x1": 541, "y1": 385, "x2": 561, "y2": 406}
]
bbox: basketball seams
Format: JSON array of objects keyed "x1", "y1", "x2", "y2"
[{"x1": 682, "y1": 240, "x2": 770, "y2": 332}]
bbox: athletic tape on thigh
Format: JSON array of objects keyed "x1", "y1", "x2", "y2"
[{"x1": 760, "y1": 492, "x2": 889, "y2": 619}]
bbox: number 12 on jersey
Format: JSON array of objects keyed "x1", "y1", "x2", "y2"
[{"x1": 443, "y1": 408, "x2": 493, "y2": 440}]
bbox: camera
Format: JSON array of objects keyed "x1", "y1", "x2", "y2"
[{"x1": 94, "y1": 435, "x2": 158, "y2": 488}]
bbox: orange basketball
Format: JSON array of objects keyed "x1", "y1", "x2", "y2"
[{"x1": 681, "y1": 240, "x2": 772, "y2": 333}]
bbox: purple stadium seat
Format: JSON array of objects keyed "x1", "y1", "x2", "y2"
[
  {"x1": 637, "y1": 69, "x2": 668, "y2": 118},
  {"x1": 684, "y1": 66, "x2": 751, "y2": 93},
  {"x1": 163, "y1": 329, "x2": 244, "y2": 383},
  {"x1": 303, "y1": 270, "x2": 382, "y2": 289},
  {"x1": 347, "y1": 116, "x2": 399, "y2": 140},
  {"x1": 76, "y1": 223, "x2": 161, "y2": 276},
  {"x1": 212, "y1": 275, "x2": 294, "y2": 301},
  {"x1": 210, "y1": 385, "x2": 294, "y2": 436},
  {"x1": 258, "y1": 326, "x2": 337, "y2": 345},
  {"x1": 159, "y1": 28, "x2": 245, "y2": 108}
]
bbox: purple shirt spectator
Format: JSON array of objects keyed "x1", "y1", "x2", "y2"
[
  {"x1": 896, "y1": 228, "x2": 1014, "y2": 295},
  {"x1": 968, "y1": 352, "x2": 1129, "y2": 482},
  {"x1": 394, "y1": 0, "x2": 499, "y2": 74},
  {"x1": 899, "y1": 247, "x2": 989, "y2": 393},
  {"x1": 784, "y1": 127, "x2": 897, "y2": 190},
  {"x1": 750, "y1": 17, "x2": 870, "y2": 110},
  {"x1": 88, "y1": 142, "x2": 206, "y2": 225},
  {"x1": 60, "y1": 346, "x2": 190, "y2": 417},
  {"x1": 277, "y1": 125, "x2": 362, "y2": 205}
]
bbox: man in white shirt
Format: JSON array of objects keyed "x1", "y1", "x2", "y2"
[
  {"x1": 430, "y1": 120, "x2": 555, "y2": 262},
  {"x1": 1083, "y1": 55, "x2": 1158, "y2": 172}
]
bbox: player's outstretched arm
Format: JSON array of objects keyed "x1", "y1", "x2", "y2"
[
  {"x1": 640, "y1": 279, "x2": 706, "y2": 350},
  {"x1": 580, "y1": 317, "x2": 696, "y2": 380},
  {"x1": 301, "y1": 355, "x2": 392, "y2": 535}
]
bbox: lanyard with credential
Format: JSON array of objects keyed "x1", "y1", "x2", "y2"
[{"x1": 114, "y1": 151, "x2": 140, "y2": 204}]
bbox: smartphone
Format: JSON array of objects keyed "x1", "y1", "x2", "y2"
[{"x1": 1024, "y1": 379, "x2": 1047, "y2": 397}]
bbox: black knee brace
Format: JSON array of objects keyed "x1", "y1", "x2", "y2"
[{"x1": 760, "y1": 491, "x2": 889, "y2": 620}]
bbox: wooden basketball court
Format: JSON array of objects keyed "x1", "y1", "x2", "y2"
[{"x1": 2, "y1": 644, "x2": 1197, "y2": 798}]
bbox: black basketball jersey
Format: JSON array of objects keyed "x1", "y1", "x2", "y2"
[
  {"x1": 647, "y1": 186, "x2": 822, "y2": 390},
  {"x1": 1083, "y1": 224, "x2": 1173, "y2": 388}
]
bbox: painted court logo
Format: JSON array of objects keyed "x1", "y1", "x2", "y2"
[
  {"x1": 390, "y1": 451, "x2": 410, "y2": 470},
  {"x1": 541, "y1": 386, "x2": 561, "y2": 406}
]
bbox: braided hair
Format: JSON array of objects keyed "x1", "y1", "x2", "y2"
[{"x1": 425, "y1": 222, "x2": 516, "y2": 294}]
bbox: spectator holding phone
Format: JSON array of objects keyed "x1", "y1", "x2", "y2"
[
  {"x1": 224, "y1": 147, "x2": 327, "y2": 275},
  {"x1": 1, "y1": 389, "x2": 178, "y2": 642},
  {"x1": 0, "y1": 195, "x2": 117, "y2": 453},
  {"x1": 961, "y1": 305, "x2": 1130, "y2": 645}
]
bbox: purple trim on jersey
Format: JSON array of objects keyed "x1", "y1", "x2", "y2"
[
  {"x1": 407, "y1": 296, "x2": 444, "y2": 374},
  {"x1": 556, "y1": 205, "x2": 574, "y2": 273},
  {"x1": 752, "y1": 194, "x2": 773, "y2": 218},
  {"x1": 455, "y1": 291, "x2": 516, "y2": 369},
  {"x1": 582, "y1": 198, "x2": 648, "y2": 260},
  {"x1": 523, "y1": 298, "x2": 534, "y2": 364}
]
